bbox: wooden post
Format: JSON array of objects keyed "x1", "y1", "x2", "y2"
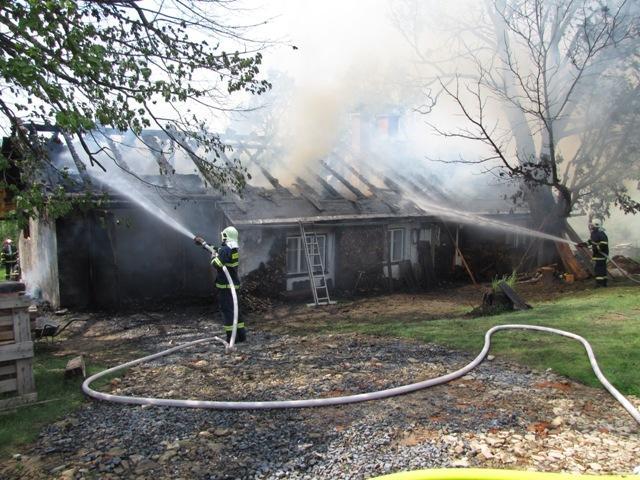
[{"x1": 383, "y1": 225, "x2": 393, "y2": 292}]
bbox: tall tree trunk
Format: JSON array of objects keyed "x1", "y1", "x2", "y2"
[{"x1": 524, "y1": 185, "x2": 563, "y2": 265}]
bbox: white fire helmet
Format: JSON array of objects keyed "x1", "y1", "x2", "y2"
[
  {"x1": 221, "y1": 226, "x2": 238, "y2": 243},
  {"x1": 591, "y1": 219, "x2": 602, "y2": 229}
]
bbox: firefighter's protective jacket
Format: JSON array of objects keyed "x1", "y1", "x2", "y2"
[
  {"x1": 211, "y1": 241, "x2": 240, "y2": 289},
  {"x1": 1, "y1": 243, "x2": 17, "y2": 265},
  {"x1": 588, "y1": 228, "x2": 609, "y2": 260}
]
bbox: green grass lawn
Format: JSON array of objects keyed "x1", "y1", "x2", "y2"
[
  {"x1": 331, "y1": 285, "x2": 640, "y2": 397},
  {"x1": 0, "y1": 349, "x2": 107, "y2": 459}
]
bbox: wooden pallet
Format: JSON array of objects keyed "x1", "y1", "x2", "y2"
[{"x1": 0, "y1": 294, "x2": 37, "y2": 410}]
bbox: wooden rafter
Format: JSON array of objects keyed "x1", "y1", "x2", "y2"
[{"x1": 320, "y1": 160, "x2": 367, "y2": 200}]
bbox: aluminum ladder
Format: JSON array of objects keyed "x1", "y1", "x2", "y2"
[{"x1": 299, "y1": 222, "x2": 334, "y2": 306}]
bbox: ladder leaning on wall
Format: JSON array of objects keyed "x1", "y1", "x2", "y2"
[{"x1": 299, "y1": 222, "x2": 335, "y2": 306}]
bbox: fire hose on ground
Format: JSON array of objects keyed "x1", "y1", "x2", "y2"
[
  {"x1": 81, "y1": 265, "x2": 640, "y2": 477},
  {"x1": 82, "y1": 267, "x2": 639, "y2": 419}
]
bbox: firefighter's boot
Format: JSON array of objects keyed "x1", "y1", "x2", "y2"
[{"x1": 236, "y1": 324, "x2": 246, "y2": 343}]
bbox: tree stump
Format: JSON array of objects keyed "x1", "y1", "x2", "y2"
[{"x1": 539, "y1": 267, "x2": 556, "y2": 285}]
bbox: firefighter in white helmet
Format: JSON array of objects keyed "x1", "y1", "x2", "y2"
[
  {"x1": 1, "y1": 238, "x2": 18, "y2": 280},
  {"x1": 194, "y1": 226, "x2": 246, "y2": 342},
  {"x1": 577, "y1": 219, "x2": 609, "y2": 287}
]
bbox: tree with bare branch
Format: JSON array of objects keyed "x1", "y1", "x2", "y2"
[
  {"x1": 0, "y1": 0, "x2": 271, "y2": 225},
  {"x1": 392, "y1": 0, "x2": 640, "y2": 261}
]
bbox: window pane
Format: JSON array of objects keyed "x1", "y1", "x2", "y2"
[
  {"x1": 286, "y1": 237, "x2": 300, "y2": 274},
  {"x1": 287, "y1": 234, "x2": 328, "y2": 274},
  {"x1": 390, "y1": 229, "x2": 403, "y2": 262},
  {"x1": 318, "y1": 236, "x2": 326, "y2": 267}
]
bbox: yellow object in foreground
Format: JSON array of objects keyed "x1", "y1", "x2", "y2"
[{"x1": 372, "y1": 469, "x2": 634, "y2": 480}]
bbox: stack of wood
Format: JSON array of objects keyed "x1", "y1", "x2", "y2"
[
  {"x1": 239, "y1": 289, "x2": 273, "y2": 313},
  {"x1": 238, "y1": 253, "x2": 286, "y2": 313}
]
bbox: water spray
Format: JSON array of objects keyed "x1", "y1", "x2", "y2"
[
  {"x1": 401, "y1": 190, "x2": 574, "y2": 246},
  {"x1": 396, "y1": 182, "x2": 640, "y2": 285},
  {"x1": 87, "y1": 168, "x2": 195, "y2": 240}
]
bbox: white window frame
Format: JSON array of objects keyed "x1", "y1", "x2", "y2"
[
  {"x1": 388, "y1": 228, "x2": 405, "y2": 263},
  {"x1": 286, "y1": 235, "x2": 327, "y2": 275}
]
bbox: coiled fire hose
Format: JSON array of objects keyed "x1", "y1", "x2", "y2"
[
  {"x1": 82, "y1": 264, "x2": 640, "y2": 477},
  {"x1": 82, "y1": 268, "x2": 640, "y2": 422}
]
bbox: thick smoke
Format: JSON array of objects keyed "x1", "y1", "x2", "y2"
[
  {"x1": 45, "y1": 0, "x2": 640, "y2": 252},
  {"x1": 228, "y1": 1, "x2": 516, "y2": 210},
  {"x1": 232, "y1": 0, "x2": 639, "y2": 242}
]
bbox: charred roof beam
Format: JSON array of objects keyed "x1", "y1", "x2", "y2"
[
  {"x1": 320, "y1": 160, "x2": 367, "y2": 200},
  {"x1": 329, "y1": 156, "x2": 400, "y2": 213},
  {"x1": 308, "y1": 169, "x2": 344, "y2": 199},
  {"x1": 253, "y1": 162, "x2": 291, "y2": 195},
  {"x1": 292, "y1": 177, "x2": 324, "y2": 212},
  {"x1": 141, "y1": 134, "x2": 175, "y2": 179}
]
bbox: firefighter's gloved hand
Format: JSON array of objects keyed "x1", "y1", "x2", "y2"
[
  {"x1": 194, "y1": 236, "x2": 205, "y2": 245},
  {"x1": 576, "y1": 242, "x2": 587, "y2": 248}
]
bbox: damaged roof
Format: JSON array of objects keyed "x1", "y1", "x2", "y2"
[
  {"x1": 34, "y1": 127, "x2": 527, "y2": 226},
  {"x1": 216, "y1": 134, "x2": 524, "y2": 226}
]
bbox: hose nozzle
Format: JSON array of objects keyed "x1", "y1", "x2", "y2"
[{"x1": 194, "y1": 236, "x2": 216, "y2": 255}]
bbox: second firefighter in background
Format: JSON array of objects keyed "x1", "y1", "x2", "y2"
[
  {"x1": 578, "y1": 219, "x2": 609, "y2": 288},
  {"x1": 195, "y1": 226, "x2": 246, "y2": 343}
]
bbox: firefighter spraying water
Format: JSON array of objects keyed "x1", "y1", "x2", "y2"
[
  {"x1": 577, "y1": 219, "x2": 610, "y2": 288},
  {"x1": 194, "y1": 226, "x2": 247, "y2": 345}
]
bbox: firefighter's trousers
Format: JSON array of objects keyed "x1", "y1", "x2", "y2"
[
  {"x1": 218, "y1": 288, "x2": 246, "y2": 343},
  {"x1": 593, "y1": 258, "x2": 607, "y2": 287}
]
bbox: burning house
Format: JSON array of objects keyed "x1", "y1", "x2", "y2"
[{"x1": 12, "y1": 125, "x2": 536, "y2": 309}]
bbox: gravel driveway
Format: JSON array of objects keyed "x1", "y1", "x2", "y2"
[{"x1": 2, "y1": 303, "x2": 639, "y2": 479}]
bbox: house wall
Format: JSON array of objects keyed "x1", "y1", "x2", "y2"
[
  {"x1": 56, "y1": 199, "x2": 224, "y2": 308},
  {"x1": 51, "y1": 200, "x2": 533, "y2": 308},
  {"x1": 19, "y1": 217, "x2": 60, "y2": 307},
  {"x1": 334, "y1": 225, "x2": 385, "y2": 292},
  {"x1": 456, "y1": 219, "x2": 533, "y2": 281},
  {"x1": 56, "y1": 215, "x2": 90, "y2": 307}
]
